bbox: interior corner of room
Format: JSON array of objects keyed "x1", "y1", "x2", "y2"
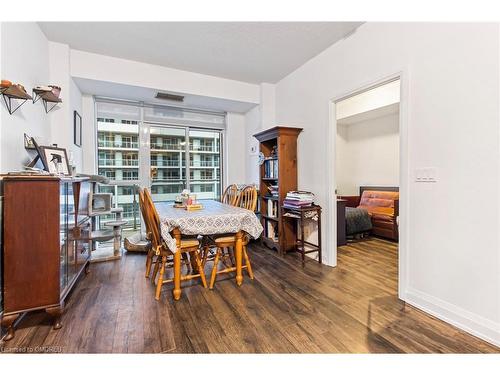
[{"x1": 0, "y1": 21, "x2": 499, "y2": 353}]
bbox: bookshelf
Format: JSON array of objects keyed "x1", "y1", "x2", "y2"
[{"x1": 253, "y1": 126, "x2": 302, "y2": 255}]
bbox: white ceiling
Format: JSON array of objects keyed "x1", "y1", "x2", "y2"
[
  {"x1": 337, "y1": 103, "x2": 399, "y2": 127},
  {"x1": 38, "y1": 22, "x2": 362, "y2": 84}
]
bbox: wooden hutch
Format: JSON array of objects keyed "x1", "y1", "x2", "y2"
[
  {"x1": 0, "y1": 175, "x2": 92, "y2": 340},
  {"x1": 253, "y1": 126, "x2": 302, "y2": 255}
]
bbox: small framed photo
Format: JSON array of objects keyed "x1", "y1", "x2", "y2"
[
  {"x1": 74, "y1": 110, "x2": 82, "y2": 147},
  {"x1": 39, "y1": 146, "x2": 71, "y2": 175}
]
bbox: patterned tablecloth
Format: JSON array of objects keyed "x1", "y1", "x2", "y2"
[{"x1": 156, "y1": 200, "x2": 263, "y2": 253}]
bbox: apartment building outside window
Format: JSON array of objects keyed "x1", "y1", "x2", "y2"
[{"x1": 95, "y1": 99, "x2": 225, "y2": 228}]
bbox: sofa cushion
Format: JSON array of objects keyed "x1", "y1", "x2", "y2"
[
  {"x1": 371, "y1": 213, "x2": 394, "y2": 222},
  {"x1": 358, "y1": 190, "x2": 399, "y2": 217}
]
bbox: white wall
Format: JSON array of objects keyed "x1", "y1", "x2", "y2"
[
  {"x1": 70, "y1": 49, "x2": 263, "y2": 178},
  {"x1": 0, "y1": 22, "x2": 51, "y2": 172},
  {"x1": 274, "y1": 22, "x2": 500, "y2": 346},
  {"x1": 225, "y1": 112, "x2": 246, "y2": 185},
  {"x1": 69, "y1": 78, "x2": 83, "y2": 170},
  {"x1": 48, "y1": 42, "x2": 83, "y2": 173},
  {"x1": 336, "y1": 110, "x2": 399, "y2": 195},
  {"x1": 244, "y1": 105, "x2": 261, "y2": 185},
  {"x1": 81, "y1": 94, "x2": 95, "y2": 174},
  {"x1": 0, "y1": 25, "x2": 83, "y2": 174},
  {"x1": 242, "y1": 83, "x2": 276, "y2": 186}
]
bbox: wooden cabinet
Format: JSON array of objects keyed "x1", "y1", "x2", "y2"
[
  {"x1": 254, "y1": 126, "x2": 302, "y2": 255},
  {"x1": 337, "y1": 199, "x2": 347, "y2": 246},
  {"x1": 0, "y1": 175, "x2": 91, "y2": 340}
]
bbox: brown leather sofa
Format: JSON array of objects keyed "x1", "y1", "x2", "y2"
[{"x1": 340, "y1": 189, "x2": 399, "y2": 241}]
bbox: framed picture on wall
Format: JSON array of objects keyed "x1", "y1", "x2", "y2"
[
  {"x1": 74, "y1": 110, "x2": 82, "y2": 147},
  {"x1": 39, "y1": 146, "x2": 71, "y2": 175}
]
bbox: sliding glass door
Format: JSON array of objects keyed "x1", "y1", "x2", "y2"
[
  {"x1": 147, "y1": 125, "x2": 223, "y2": 202},
  {"x1": 95, "y1": 99, "x2": 225, "y2": 227},
  {"x1": 149, "y1": 126, "x2": 187, "y2": 202},
  {"x1": 188, "y1": 129, "x2": 221, "y2": 200},
  {"x1": 96, "y1": 101, "x2": 141, "y2": 230}
]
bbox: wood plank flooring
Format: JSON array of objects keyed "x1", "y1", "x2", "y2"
[{"x1": 1, "y1": 238, "x2": 498, "y2": 353}]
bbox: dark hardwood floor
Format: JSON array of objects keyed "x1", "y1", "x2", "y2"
[{"x1": 1, "y1": 238, "x2": 498, "y2": 353}]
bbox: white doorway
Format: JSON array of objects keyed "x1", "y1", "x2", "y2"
[{"x1": 327, "y1": 72, "x2": 409, "y2": 300}]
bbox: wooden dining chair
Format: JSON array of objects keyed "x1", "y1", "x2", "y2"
[
  {"x1": 142, "y1": 188, "x2": 207, "y2": 300},
  {"x1": 138, "y1": 187, "x2": 156, "y2": 279},
  {"x1": 140, "y1": 188, "x2": 193, "y2": 282},
  {"x1": 200, "y1": 183, "x2": 242, "y2": 267},
  {"x1": 221, "y1": 184, "x2": 240, "y2": 206},
  {"x1": 209, "y1": 185, "x2": 258, "y2": 289},
  {"x1": 239, "y1": 184, "x2": 258, "y2": 212}
]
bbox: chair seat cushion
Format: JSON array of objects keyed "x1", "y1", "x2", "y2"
[
  {"x1": 214, "y1": 235, "x2": 249, "y2": 245},
  {"x1": 180, "y1": 239, "x2": 200, "y2": 248},
  {"x1": 215, "y1": 236, "x2": 236, "y2": 243}
]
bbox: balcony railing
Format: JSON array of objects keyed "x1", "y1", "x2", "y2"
[
  {"x1": 151, "y1": 160, "x2": 185, "y2": 167},
  {"x1": 98, "y1": 159, "x2": 139, "y2": 166},
  {"x1": 152, "y1": 176, "x2": 183, "y2": 181},
  {"x1": 189, "y1": 176, "x2": 217, "y2": 181},
  {"x1": 98, "y1": 141, "x2": 139, "y2": 149},
  {"x1": 151, "y1": 143, "x2": 184, "y2": 151},
  {"x1": 190, "y1": 161, "x2": 220, "y2": 167},
  {"x1": 189, "y1": 145, "x2": 220, "y2": 152}
]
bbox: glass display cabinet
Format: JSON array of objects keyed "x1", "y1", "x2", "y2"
[{"x1": 0, "y1": 175, "x2": 91, "y2": 341}]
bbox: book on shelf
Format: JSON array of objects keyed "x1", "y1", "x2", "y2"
[
  {"x1": 264, "y1": 158, "x2": 279, "y2": 179},
  {"x1": 266, "y1": 221, "x2": 279, "y2": 242},
  {"x1": 267, "y1": 199, "x2": 278, "y2": 218},
  {"x1": 283, "y1": 212, "x2": 301, "y2": 219},
  {"x1": 266, "y1": 184, "x2": 279, "y2": 197}
]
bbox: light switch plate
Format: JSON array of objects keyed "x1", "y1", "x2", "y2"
[{"x1": 415, "y1": 167, "x2": 438, "y2": 182}]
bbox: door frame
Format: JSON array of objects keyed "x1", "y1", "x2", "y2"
[{"x1": 326, "y1": 69, "x2": 410, "y2": 300}]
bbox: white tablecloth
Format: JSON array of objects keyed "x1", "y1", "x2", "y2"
[{"x1": 156, "y1": 200, "x2": 263, "y2": 253}]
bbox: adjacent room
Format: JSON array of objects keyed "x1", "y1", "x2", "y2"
[
  {"x1": 336, "y1": 79, "x2": 400, "y2": 281},
  {"x1": 1, "y1": 19, "x2": 499, "y2": 361}
]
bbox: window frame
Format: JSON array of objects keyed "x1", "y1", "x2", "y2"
[{"x1": 94, "y1": 98, "x2": 225, "y2": 202}]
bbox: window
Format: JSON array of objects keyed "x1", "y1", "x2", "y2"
[
  {"x1": 96, "y1": 102, "x2": 140, "y2": 183},
  {"x1": 188, "y1": 129, "x2": 221, "y2": 200},
  {"x1": 102, "y1": 170, "x2": 115, "y2": 179},
  {"x1": 96, "y1": 102, "x2": 141, "y2": 230},
  {"x1": 96, "y1": 100, "x2": 224, "y2": 213},
  {"x1": 149, "y1": 126, "x2": 187, "y2": 201},
  {"x1": 122, "y1": 170, "x2": 138, "y2": 180},
  {"x1": 97, "y1": 117, "x2": 115, "y2": 123}
]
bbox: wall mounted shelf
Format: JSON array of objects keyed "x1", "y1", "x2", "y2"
[
  {"x1": 32, "y1": 88, "x2": 62, "y2": 113},
  {"x1": 1, "y1": 85, "x2": 32, "y2": 115}
]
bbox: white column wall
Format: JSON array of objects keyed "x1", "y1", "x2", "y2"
[{"x1": 273, "y1": 22, "x2": 500, "y2": 346}]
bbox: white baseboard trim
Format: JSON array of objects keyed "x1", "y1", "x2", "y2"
[{"x1": 405, "y1": 287, "x2": 500, "y2": 348}]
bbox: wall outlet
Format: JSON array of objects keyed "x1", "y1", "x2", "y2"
[{"x1": 415, "y1": 167, "x2": 438, "y2": 182}]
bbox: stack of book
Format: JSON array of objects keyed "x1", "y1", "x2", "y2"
[
  {"x1": 283, "y1": 191, "x2": 314, "y2": 209},
  {"x1": 267, "y1": 184, "x2": 279, "y2": 197}
]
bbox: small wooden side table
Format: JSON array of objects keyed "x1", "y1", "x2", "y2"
[{"x1": 282, "y1": 204, "x2": 322, "y2": 266}]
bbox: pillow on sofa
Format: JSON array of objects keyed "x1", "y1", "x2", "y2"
[{"x1": 358, "y1": 190, "x2": 399, "y2": 218}]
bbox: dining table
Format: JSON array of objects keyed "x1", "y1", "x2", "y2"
[{"x1": 155, "y1": 199, "x2": 263, "y2": 299}]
